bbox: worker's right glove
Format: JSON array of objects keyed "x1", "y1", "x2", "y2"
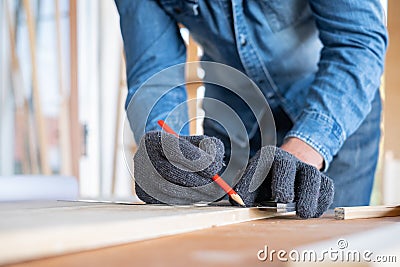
[
  {"x1": 133, "y1": 131, "x2": 226, "y2": 204},
  {"x1": 232, "y1": 146, "x2": 334, "y2": 218}
]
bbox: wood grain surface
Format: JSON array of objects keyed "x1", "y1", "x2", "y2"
[
  {"x1": 0, "y1": 201, "x2": 292, "y2": 265},
  {"x1": 4, "y1": 212, "x2": 399, "y2": 267}
]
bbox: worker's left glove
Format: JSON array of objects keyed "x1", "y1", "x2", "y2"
[
  {"x1": 232, "y1": 146, "x2": 334, "y2": 218},
  {"x1": 133, "y1": 131, "x2": 225, "y2": 204}
]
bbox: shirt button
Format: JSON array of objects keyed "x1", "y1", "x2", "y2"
[{"x1": 239, "y1": 34, "x2": 247, "y2": 46}]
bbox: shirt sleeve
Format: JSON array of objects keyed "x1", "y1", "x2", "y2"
[
  {"x1": 115, "y1": 0, "x2": 189, "y2": 143},
  {"x1": 284, "y1": 0, "x2": 388, "y2": 170}
]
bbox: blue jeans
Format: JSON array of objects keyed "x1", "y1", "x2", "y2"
[
  {"x1": 325, "y1": 90, "x2": 381, "y2": 207},
  {"x1": 204, "y1": 90, "x2": 382, "y2": 207}
]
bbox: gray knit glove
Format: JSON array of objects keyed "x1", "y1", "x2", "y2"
[
  {"x1": 232, "y1": 146, "x2": 334, "y2": 218},
  {"x1": 134, "y1": 131, "x2": 225, "y2": 204}
]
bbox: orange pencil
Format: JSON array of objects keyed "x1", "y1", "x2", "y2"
[{"x1": 157, "y1": 120, "x2": 246, "y2": 207}]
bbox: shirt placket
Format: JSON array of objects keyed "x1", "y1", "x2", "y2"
[{"x1": 231, "y1": 0, "x2": 278, "y2": 108}]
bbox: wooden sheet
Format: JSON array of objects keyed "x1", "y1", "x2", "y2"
[{"x1": 0, "y1": 201, "x2": 293, "y2": 265}]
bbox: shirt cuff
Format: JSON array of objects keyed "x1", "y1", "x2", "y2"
[{"x1": 284, "y1": 110, "x2": 346, "y2": 171}]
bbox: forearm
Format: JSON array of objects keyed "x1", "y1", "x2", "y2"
[
  {"x1": 285, "y1": 0, "x2": 387, "y2": 170},
  {"x1": 281, "y1": 137, "x2": 324, "y2": 170}
]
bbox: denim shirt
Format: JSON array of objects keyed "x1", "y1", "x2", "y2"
[{"x1": 116, "y1": 0, "x2": 387, "y2": 169}]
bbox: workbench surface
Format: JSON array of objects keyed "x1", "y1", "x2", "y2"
[{"x1": 5, "y1": 212, "x2": 399, "y2": 267}]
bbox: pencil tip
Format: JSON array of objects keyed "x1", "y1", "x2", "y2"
[{"x1": 231, "y1": 194, "x2": 246, "y2": 207}]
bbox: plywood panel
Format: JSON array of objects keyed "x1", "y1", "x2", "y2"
[
  {"x1": 69, "y1": 0, "x2": 80, "y2": 179},
  {"x1": 0, "y1": 201, "x2": 292, "y2": 265}
]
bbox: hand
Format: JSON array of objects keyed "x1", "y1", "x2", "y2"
[
  {"x1": 133, "y1": 131, "x2": 225, "y2": 204},
  {"x1": 281, "y1": 137, "x2": 324, "y2": 170},
  {"x1": 232, "y1": 146, "x2": 334, "y2": 218}
]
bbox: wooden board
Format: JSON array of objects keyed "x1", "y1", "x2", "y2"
[
  {"x1": 335, "y1": 205, "x2": 400, "y2": 220},
  {"x1": 0, "y1": 201, "x2": 293, "y2": 265},
  {"x1": 69, "y1": 0, "x2": 80, "y2": 179},
  {"x1": 5, "y1": 212, "x2": 399, "y2": 267}
]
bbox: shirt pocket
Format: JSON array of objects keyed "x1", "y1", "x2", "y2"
[{"x1": 260, "y1": 0, "x2": 310, "y2": 32}]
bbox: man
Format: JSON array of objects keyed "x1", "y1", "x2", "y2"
[{"x1": 115, "y1": 0, "x2": 387, "y2": 218}]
